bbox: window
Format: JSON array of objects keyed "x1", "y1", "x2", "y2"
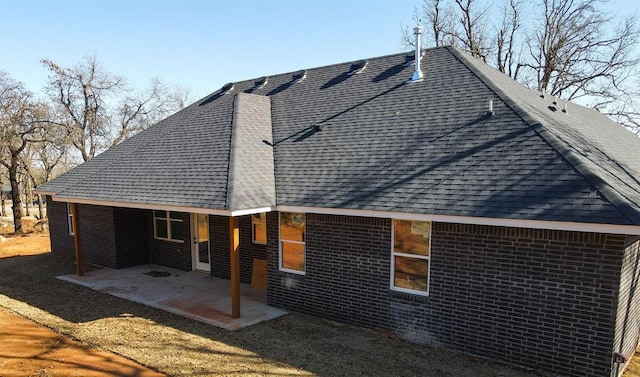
[
  {"x1": 67, "y1": 203, "x2": 74, "y2": 235},
  {"x1": 391, "y1": 219, "x2": 431, "y2": 295},
  {"x1": 153, "y1": 210, "x2": 184, "y2": 242},
  {"x1": 279, "y1": 212, "x2": 305, "y2": 274},
  {"x1": 252, "y1": 213, "x2": 267, "y2": 244}
]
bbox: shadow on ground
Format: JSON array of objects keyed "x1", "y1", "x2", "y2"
[{"x1": 0, "y1": 252, "x2": 541, "y2": 377}]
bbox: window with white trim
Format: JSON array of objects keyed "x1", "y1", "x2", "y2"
[
  {"x1": 391, "y1": 219, "x2": 431, "y2": 295},
  {"x1": 279, "y1": 212, "x2": 305, "y2": 274},
  {"x1": 153, "y1": 210, "x2": 184, "y2": 242},
  {"x1": 252, "y1": 213, "x2": 267, "y2": 244},
  {"x1": 67, "y1": 203, "x2": 74, "y2": 235}
]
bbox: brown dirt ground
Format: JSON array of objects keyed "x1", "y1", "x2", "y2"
[
  {"x1": 0, "y1": 233, "x2": 164, "y2": 376},
  {"x1": 0, "y1": 233, "x2": 637, "y2": 376},
  {"x1": 0, "y1": 232, "x2": 51, "y2": 257}
]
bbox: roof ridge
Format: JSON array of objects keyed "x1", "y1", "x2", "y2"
[
  {"x1": 224, "y1": 95, "x2": 238, "y2": 210},
  {"x1": 226, "y1": 92, "x2": 276, "y2": 211},
  {"x1": 199, "y1": 46, "x2": 449, "y2": 101},
  {"x1": 447, "y1": 46, "x2": 640, "y2": 225}
]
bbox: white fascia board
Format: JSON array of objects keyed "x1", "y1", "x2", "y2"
[
  {"x1": 46, "y1": 197, "x2": 640, "y2": 235},
  {"x1": 52, "y1": 196, "x2": 232, "y2": 216},
  {"x1": 275, "y1": 205, "x2": 640, "y2": 236},
  {"x1": 230, "y1": 207, "x2": 274, "y2": 217}
]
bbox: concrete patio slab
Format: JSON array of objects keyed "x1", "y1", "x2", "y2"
[{"x1": 57, "y1": 265, "x2": 287, "y2": 330}]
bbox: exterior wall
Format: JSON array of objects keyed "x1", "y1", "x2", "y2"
[
  {"x1": 238, "y1": 215, "x2": 267, "y2": 283},
  {"x1": 149, "y1": 211, "x2": 192, "y2": 270},
  {"x1": 77, "y1": 204, "x2": 117, "y2": 268},
  {"x1": 267, "y1": 213, "x2": 627, "y2": 377},
  {"x1": 613, "y1": 236, "x2": 640, "y2": 377},
  {"x1": 46, "y1": 197, "x2": 74, "y2": 256},
  {"x1": 113, "y1": 207, "x2": 151, "y2": 268},
  {"x1": 48, "y1": 204, "x2": 266, "y2": 276},
  {"x1": 209, "y1": 215, "x2": 230, "y2": 279},
  {"x1": 210, "y1": 215, "x2": 267, "y2": 284}
]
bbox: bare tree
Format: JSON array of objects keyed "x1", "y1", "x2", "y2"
[
  {"x1": 111, "y1": 78, "x2": 191, "y2": 146},
  {"x1": 407, "y1": 0, "x2": 640, "y2": 134},
  {"x1": 0, "y1": 72, "x2": 43, "y2": 233},
  {"x1": 42, "y1": 55, "x2": 193, "y2": 161},
  {"x1": 0, "y1": 166, "x2": 7, "y2": 217},
  {"x1": 404, "y1": 0, "x2": 491, "y2": 60},
  {"x1": 453, "y1": 0, "x2": 492, "y2": 61},
  {"x1": 496, "y1": 0, "x2": 523, "y2": 79},
  {"x1": 41, "y1": 56, "x2": 125, "y2": 162},
  {"x1": 529, "y1": 0, "x2": 639, "y2": 100}
]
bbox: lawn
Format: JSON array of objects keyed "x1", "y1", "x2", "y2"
[{"x1": 0, "y1": 233, "x2": 636, "y2": 376}]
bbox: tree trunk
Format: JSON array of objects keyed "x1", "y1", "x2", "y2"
[
  {"x1": 9, "y1": 154, "x2": 23, "y2": 234},
  {"x1": 0, "y1": 189, "x2": 5, "y2": 217},
  {"x1": 25, "y1": 181, "x2": 31, "y2": 217},
  {"x1": 38, "y1": 194, "x2": 44, "y2": 219}
]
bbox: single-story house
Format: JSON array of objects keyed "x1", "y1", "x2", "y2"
[{"x1": 36, "y1": 30, "x2": 640, "y2": 377}]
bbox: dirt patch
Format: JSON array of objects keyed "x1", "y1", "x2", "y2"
[
  {"x1": 0, "y1": 306, "x2": 163, "y2": 376},
  {"x1": 0, "y1": 232, "x2": 51, "y2": 257},
  {"x1": 143, "y1": 270, "x2": 172, "y2": 278}
]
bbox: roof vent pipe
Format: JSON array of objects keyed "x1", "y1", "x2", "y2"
[
  {"x1": 407, "y1": 26, "x2": 424, "y2": 83},
  {"x1": 487, "y1": 100, "x2": 495, "y2": 116}
]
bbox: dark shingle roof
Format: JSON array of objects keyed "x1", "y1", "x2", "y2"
[
  {"x1": 38, "y1": 46, "x2": 640, "y2": 225},
  {"x1": 450, "y1": 48, "x2": 640, "y2": 224}
]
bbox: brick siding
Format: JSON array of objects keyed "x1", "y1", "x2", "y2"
[
  {"x1": 209, "y1": 215, "x2": 230, "y2": 278},
  {"x1": 238, "y1": 215, "x2": 267, "y2": 283},
  {"x1": 210, "y1": 215, "x2": 267, "y2": 284},
  {"x1": 150, "y1": 211, "x2": 192, "y2": 270},
  {"x1": 76, "y1": 204, "x2": 117, "y2": 268},
  {"x1": 267, "y1": 213, "x2": 628, "y2": 377},
  {"x1": 48, "y1": 205, "x2": 266, "y2": 277},
  {"x1": 113, "y1": 207, "x2": 151, "y2": 268},
  {"x1": 46, "y1": 197, "x2": 74, "y2": 256}
]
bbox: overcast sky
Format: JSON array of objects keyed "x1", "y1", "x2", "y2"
[{"x1": 1, "y1": 0, "x2": 638, "y2": 100}]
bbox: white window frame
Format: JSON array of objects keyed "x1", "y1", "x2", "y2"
[
  {"x1": 153, "y1": 210, "x2": 184, "y2": 243},
  {"x1": 67, "y1": 203, "x2": 74, "y2": 235},
  {"x1": 251, "y1": 212, "x2": 267, "y2": 244},
  {"x1": 390, "y1": 219, "x2": 431, "y2": 296},
  {"x1": 278, "y1": 212, "x2": 306, "y2": 275}
]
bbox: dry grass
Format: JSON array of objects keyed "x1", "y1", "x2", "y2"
[
  {"x1": 0, "y1": 232, "x2": 51, "y2": 257},
  {"x1": 0, "y1": 234, "x2": 588, "y2": 377},
  {"x1": 626, "y1": 351, "x2": 640, "y2": 376}
]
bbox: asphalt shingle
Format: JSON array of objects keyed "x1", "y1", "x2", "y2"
[
  {"x1": 37, "y1": 46, "x2": 640, "y2": 225},
  {"x1": 226, "y1": 93, "x2": 276, "y2": 210}
]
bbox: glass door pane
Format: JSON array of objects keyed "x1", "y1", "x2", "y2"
[{"x1": 193, "y1": 214, "x2": 210, "y2": 271}]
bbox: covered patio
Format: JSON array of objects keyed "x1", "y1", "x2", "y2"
[{"x1": 57, "y1": 264, "x2": 287, "y2": 330}]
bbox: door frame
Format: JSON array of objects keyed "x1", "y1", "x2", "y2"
[{"x1": 191, "y1": 213, "x2": 211, "y2": 272}]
